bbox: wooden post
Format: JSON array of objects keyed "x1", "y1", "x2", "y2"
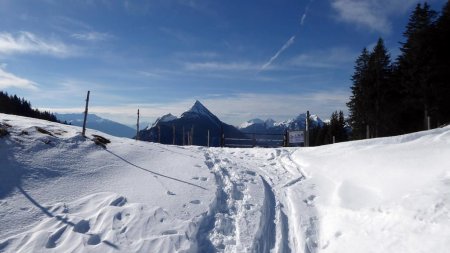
[
  {"x1": 158, "y1": 125, "x2": 161, "y2": 143},
  {"x1": 207, "y1": 129, "x2": 210, "y2": 147},
  {"x1": 82, "y1": 91, "x2": 90, "y2": 137},
  {"x1": 333, "y1": 135, "x2": 335, "y2": 144},
  {"x1": 182, "y1": 126, "x2": 185, "y2": 146},
  {"x1": 136, "y1": 109, "x2": 140, "y2": 141},
  {"x1": 427, "y1": 116, "x2": 431, "y2": 130},
  {"x1": 284, "y1": 129, "x2": 288, "y2": 147},
  {"x1": 252, "y1": 134, "x2": 256, "y2": 147},
  {"x1": 305, "y1": 110, "x2": 310, "y2": 147},
  {"x1": 220, "y1": 125, "x2": 224, "y2": 147},
  {"x1": 172, "y1": 125, "x2": 176, "y2": 145},
  {"x1": 190, "y1": 126, "x2": 194, "y2": 146},
  {"x1": 366, "y1": 124, "x2": 370, "y2": 139}
]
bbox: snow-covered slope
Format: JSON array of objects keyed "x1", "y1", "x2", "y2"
[{"x1": 1, "y1": 113, "x2": 450, "y2": 253}]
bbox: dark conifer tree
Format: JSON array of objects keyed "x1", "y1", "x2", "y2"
[
  {"x1": 367, "y1": 38, "x2": 393, "y2": 137},
  {"x1": 434, "y1": 1, "x2": 450, "y2": 126},
  {"x1": 397, "y1": 2, "x2": 438, "y2": 132},
  {"x1": 347, "y1": 48, "x2": 370, "y2": 139}
]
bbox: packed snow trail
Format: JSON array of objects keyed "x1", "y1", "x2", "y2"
[{"x1": 200, "y1": 148, "x2": 320, "y2": 253}]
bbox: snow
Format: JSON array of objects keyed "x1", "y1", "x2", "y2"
[
  {"x1": 1, "y1": 113, "x2": 450, "y2": 253},
  {"x1": 239, "y1": 119, "x2": 265, "y2": 129},
  {"x1": 150, "y1": 113, "x2": 178, "y2": 128}
]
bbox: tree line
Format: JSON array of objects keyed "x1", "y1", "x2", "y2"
[
  {"x1": 0, "y1": 91, "x2": 58, "y2": 122},
  {"x1": 347, "y1": 2, "x2": 450, "y2": 139}
]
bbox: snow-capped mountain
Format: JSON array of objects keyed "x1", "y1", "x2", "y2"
[
  {"x1": 238, "y1": 113, "x2": 324, "y2": 134},
  {"x1": 56, "y1": 113, "x2": 135, "y2": 138},
  {"x1": 138, "y1": 100, "x2": 245, "y2": 146}
]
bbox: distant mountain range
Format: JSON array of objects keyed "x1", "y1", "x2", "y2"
[
  {"x1": 56, "y1": 113, "x2": 136, "y2": 138},
  {"x1": 237, "y1": 114, "x2": 324, "y2": 134},
  {"x1": 137, "y1": 101, "x2": 245, "y2": 147}
]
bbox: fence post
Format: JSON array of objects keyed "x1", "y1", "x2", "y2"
[
  {"x1": 284, "y1": 130, "x2": 289, "y2": 147},
  {"x1": 252, "y1": 134, "x2": 256, "y2": 147},
  {"x1": 220, "y1": 126, "x2": 224, "y2": 147},
  {"x1": 192, "y1": 126, "x2": 194, "y2": 145},
  {"x1": 366, "y1": 124, "x2": 370, "y2": 139},
  {"x1": 136, "y1": 109, "x2": 140, "y2": 141},
  {"x1": 82, "y1": 91, "x2": 90, "y2": 137},
  {"x1": 207, "y1": 129, "x2": 210, "y2": 147},
  {"x1": 333, "y1": 135, "x2": 335, "y2": 144},
  {"x1": 305, "y1": 110, "x2": 310, "y2": 147},
  {"x1": 172, "y1": 125, "x2": 176, "y2": 145},
  {"x1": 158, "y1": 125, "x2": 161, "y2": 143},
  {"x1": 182, "y1": 126, "x2": 185, "y2": 146}
]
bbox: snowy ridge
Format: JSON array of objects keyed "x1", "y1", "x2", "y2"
[
  {"x1": 150, "y1": 113, "x2": 178, "y2": 128},
  {"x1": 238, "y1": 114, "x2": 324, "y2": 132},
  {"x1": 2, "y1": 113, "x2": 450, "y2": 253}
]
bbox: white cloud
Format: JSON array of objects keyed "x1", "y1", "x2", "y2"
[
  {"x1": 261, "y1": 36, "x2": 295, "y2": 71},
  {"x1": 71, "y1": 31, "x2": 113, "y2": 42},
  {"x1": 330, "y1": 0, "x2": 419, "y2": 34},
  {"x1": 0, "y1": 31, "x2": 76, "y2": 57},
  {"x1": 0, "y1": 67, "x2": 38, "y2": 90}
]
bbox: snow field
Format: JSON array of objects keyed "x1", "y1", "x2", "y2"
[{"x1": 1, "y1": 113, "x2": 450, "y2": 253}]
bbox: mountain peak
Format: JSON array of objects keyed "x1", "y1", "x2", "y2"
[
  {"x1": 187, "y1": 100, "x2": 209, "y2": 114},
  {"x1": 181, "y1": 100, "x2": 221, "y2": 126}
]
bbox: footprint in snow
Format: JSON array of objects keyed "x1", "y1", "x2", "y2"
[
  {"x1": 244, "y1": 170, "x2": 256, "y2": 176},
  {"x1": 190, "y1": 200, "x2": 201, "y2": 204},
  {"x1": 162, "y1": 230, "x2": 177, "y2": 235},
  {"x1": 166, "y1": 191, "x2": 176, "y2": 195},
  {"x1": 73, "y1": 219, "x2": 90, "y2": 234},
  {"x1": 45, "y1": 226, "x2": 67, "y2": 248},
  {"x1": 110, "y1": 196, "x2": 127, "y2": 207},
  {"x1": 192, "y1": 176, "x2": 199, "y2": 180},
  {"x1": 200, "y1": 177, "x2": 207, "y2": 181},
  {"x1": 87, "y1": 234, "x2": 101, "y2": 245}
]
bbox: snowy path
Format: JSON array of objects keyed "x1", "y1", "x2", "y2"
[{"x1": 200, "y1": 148, "x2": 320, "y2": 253}]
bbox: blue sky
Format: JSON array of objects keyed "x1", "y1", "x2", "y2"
[{"x1": 0, "y1": 0, "x2": 446, "y2": 126}]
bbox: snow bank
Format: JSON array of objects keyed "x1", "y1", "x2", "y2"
[
  {"x1": 0, "y1": 114, "x2": 215, "y2": 253},
  {"x1": 291, "y1": 128, "x2": 450, "y2": 252}
]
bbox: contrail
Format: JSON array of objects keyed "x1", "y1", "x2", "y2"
[
  {"x1": 259, "y1": 0, "x2": 314, "y2": 72},
  {"x1": 261, "y1": 35, "x2": 295, "y2": 71},
  {"x1": 300, "y1": 6, "x2": 310, "y2": 25}
]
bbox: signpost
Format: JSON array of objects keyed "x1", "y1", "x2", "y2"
[{"x1": 289, "y1": 131, "x2": 304, "y2": 144}]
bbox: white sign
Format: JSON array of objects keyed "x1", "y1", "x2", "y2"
[{"x1": 289, "y1": 131, "x2": 304, "y2": 144}]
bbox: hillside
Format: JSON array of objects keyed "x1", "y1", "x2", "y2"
[{"x1": 1, "y1": 113, "x2": 450, "y2": 253}]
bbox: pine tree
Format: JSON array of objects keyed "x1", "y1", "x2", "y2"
[
  {"x1": 367, "y1": 38, "x2": 393, "y2": 137},
  {"x1": 434, "y1": 1, "x2": 450, "y2": 126},
  {"x1": 397, "y1": 2, "x2": 438, "y2": 132},
  {"x1": 347, "y1": 48, "x2": 370, "y2": 139}
]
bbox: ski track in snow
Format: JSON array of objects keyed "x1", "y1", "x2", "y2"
[{"x1": 197, "y1": 147, "x2": 320, "y2": 253}]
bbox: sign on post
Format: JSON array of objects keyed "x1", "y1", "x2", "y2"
[{"x1": 289, "y1": 131, "x2": 304, "y2": 144}]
